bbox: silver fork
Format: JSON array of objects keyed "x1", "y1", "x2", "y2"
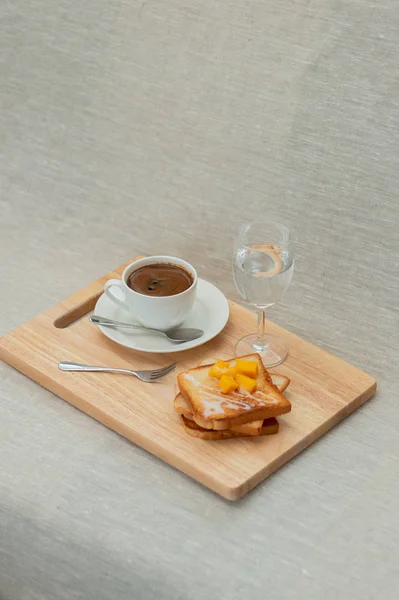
[{"x1": 58, "y1": 361, "x2": 177, "y2": 382}]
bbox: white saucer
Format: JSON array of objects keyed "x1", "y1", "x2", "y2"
[{"x1": 94, "y1": 278, "x2": 229, "y2": 353}]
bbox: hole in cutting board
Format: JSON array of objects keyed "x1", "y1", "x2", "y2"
[{"x1": 53, "y1": 292, "x2": 102, "y2": 328}]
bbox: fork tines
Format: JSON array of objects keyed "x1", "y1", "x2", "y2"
[{"x1": 149, "y1": 362, "x2": 177, "y2": 380}]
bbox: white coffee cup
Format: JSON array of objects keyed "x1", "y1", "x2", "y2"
[{"x1": 104, "y1": 256, "x2": 197, "y2": 331}]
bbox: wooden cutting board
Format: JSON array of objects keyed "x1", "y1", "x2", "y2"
[{"x1": 0, "y1": 257, "x2": 376, "y2": 500}]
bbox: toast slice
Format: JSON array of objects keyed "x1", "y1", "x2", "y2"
[
  {"x1": 181, "y1": 415, "x2": 279, "y2": 440},
  {"x1": 177, "y1": 354, "x2": 291, "y2": 430},
  {"x1": 268, "y1": 373, "x2": 290, "y2": 393},
  {"x1": 175, "y1": 393, "x2": 263, "y2": 435},
  {"x1": 196, "y1": 358, "x2": 291, "y2": 395},
  {"x1": 174, "y1": 372, "x2": 290, "y2": 436}
]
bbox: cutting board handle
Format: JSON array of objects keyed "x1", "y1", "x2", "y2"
[
  {"x1": 51, "y1": 257, "x2": 142, "y2": 328},
  {"x1": 53, "y1": 291, "x2": 103, "y2": 328}
]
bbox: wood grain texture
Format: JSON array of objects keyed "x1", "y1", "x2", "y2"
[{"x1": 0, "y1": 259, "x2": 376, "y2": 500}]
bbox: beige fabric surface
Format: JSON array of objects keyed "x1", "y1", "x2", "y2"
[{"x1": 1, "y1": 0, "x2": 399, "y2": 598}]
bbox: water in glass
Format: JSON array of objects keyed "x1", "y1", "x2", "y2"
[{"x1": 233, "y1": 245, "x2": 293, "y2": 307}]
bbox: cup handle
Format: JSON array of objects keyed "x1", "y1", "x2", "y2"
[{"x1": 104, "y1": 279, "x2": 128, "y2": 310}]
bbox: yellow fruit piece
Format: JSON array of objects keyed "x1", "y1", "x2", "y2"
[
  {"x1": 208, "y1": 365, "x2": 223, "y2": 379},
  {"x1": 226, "y1": 366, "x2": 237, "y2": 377},
  {"x1": 236, "y1": 373, "x2": 257, "y2": 394},
  {"x1": 215, "y1": 360, "x2": 229, "y2": 370},
  {"x1": 235, "y1": 359, "x2": 259, "y2": 378},
  {"x1": 219, "y1": 375, "x2": 239, "y2": 394},
  {"x1": 209, "y1": 360, "x2": 231, "y2": 379}
]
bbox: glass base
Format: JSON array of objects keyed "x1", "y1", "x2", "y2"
[{"x1": 235, "y1": 333, "x2": 288, "y2": 368}]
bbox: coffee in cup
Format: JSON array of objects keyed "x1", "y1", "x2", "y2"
[
  {"x1": 126, "y1": 263, "x2": 193, "y2": 297},
  {"x1": 104, "y1": 256, "x2": 197, "y2": 331}
]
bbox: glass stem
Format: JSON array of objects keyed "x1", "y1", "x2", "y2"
[{"x1": 256, "y1": 307, "x2": 267, "y2": 347}]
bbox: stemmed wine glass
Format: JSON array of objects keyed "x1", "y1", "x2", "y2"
[{"x1": 232, "y1": 221, "x2": 294, "y2": 367}]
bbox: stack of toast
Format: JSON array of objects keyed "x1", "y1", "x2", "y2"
[{"x1": 174, "y1": 353, "x2": 291, "y2": 440}]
